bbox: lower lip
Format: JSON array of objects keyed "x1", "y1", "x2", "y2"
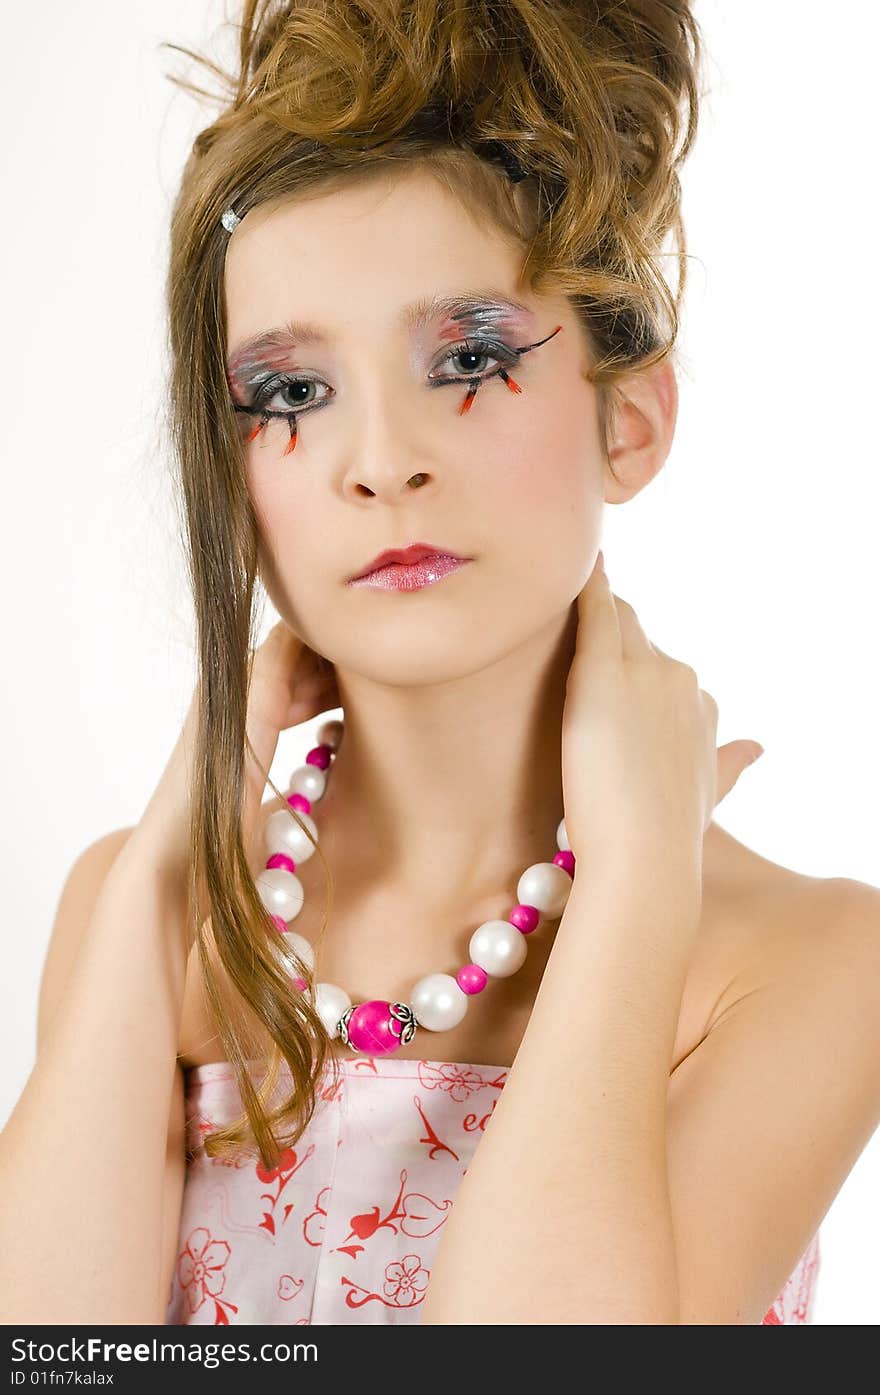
[{"x1": 348, "y1": 555, "x2": 471, "y2": 591}]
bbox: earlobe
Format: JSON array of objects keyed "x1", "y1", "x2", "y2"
[{"x1": 602, "y1": 359, "x2": 678, "y2": 505}]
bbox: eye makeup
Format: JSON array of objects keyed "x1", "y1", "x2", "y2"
[
  {"x1": 427, "y1": 325, "x2": 563, "y2": 415},
  {"x1": 227, "y1": 293, "x2": 564, "y2": 457}
]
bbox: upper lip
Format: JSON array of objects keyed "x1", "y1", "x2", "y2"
[{"x1": 348, "y1": 542, "x2": 469, "y2": 581}]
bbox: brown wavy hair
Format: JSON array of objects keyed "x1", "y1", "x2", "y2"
[{"x1": 161, "y1": 0, "x2": 705, "y2": 1168}]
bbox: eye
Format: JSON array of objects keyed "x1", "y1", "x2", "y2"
[
  {"x1": 428, "y1": 337, "x2": 520, "y2": 387},
  {"x1": 250, "y1": 375, "x2": 334, "y2": 416},
  {"x1": 448, "y1": 346, "x2": 493, "y2": 375}
]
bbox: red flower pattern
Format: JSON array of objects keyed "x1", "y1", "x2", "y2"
[
  {"x1": 176, "y1": 1227, "x2": 238, "y2": 1324},
  {"x1": 166, "y1": 1058, "x2": 821, "y2": 1326},
  {"x1": 384, "y1": 1254, "x2": 430, "y2": 1305}
]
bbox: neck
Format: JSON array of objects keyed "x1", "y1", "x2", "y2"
[{"x1": 318, "y1": 600, "x2": 579, "y2": 910}]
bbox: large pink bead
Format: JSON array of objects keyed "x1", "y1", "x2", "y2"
[
  {"x1": 287, "y1": 792, "x2": 311, "y2": 815},
  {"x1": 509, "y1": 903, "x2": 540, "y2": 934},
  {"x1": 306, "y1": 744, "x2": 333, "y2": 770},
  {"x1": 346, "y1": 1000, "x2": 406, "y2": 1056},
  {"x1": 456, "y1": 964, "x2": 488, "y2": 995},
  {"x1": 553, "y1": 850, "x2": 576, "y2": 877}
]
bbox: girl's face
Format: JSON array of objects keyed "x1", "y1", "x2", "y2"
[{"x1": 223, "y1": 166, "x2": 608, "y2": 685}]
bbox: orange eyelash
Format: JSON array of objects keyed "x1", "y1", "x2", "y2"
[
  {"x1": 242, "y1": 415, "x2": 298, "y2": 455},
  {"x1": 459, "y1": 384, "x2": 479, "y2": 415},
  {"x1": 458, "y1": 367, "x2": 522, "y2": 414}
]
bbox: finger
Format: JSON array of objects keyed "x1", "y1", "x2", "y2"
[
  {"x1": 608, "y1": 592, "x2": 655, "y2": 662},
  {"x1": 576, "y1": 550, "x2": 622, "y2": 661},
  {"x1": 715, "y1": 740, "x2": 765, "y2": 805},
  {"x1": 288, "y1": 670, "x2": 340, "y2": 726},
  {"x1": 700, "y1": 688, "x2": 719, "y2": 724}
]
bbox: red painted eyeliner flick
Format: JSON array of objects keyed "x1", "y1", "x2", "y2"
[
  {"x1": 500, "y1": 371, "x2": 522, "y2": 394},
  {"x1": 459, "y1": 385, "x2": 478, "y2": 414},
  {"x1": 283, "y1": 420, "x2": 298, "y2": 455},
  {"x1": 245, "y1": 419, "x2": 265, "y2": 444}
]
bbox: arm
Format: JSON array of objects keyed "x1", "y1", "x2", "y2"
[
  {"x1": 422, "y1": 871, "x2": 880, "y2": 1325},
  {"x1": 0, "y1": 685, "x2": 204, "y2": 1326},
  {"x1": 421, "y1": 848, "x2": 700, "y2": 1324},
  {"x1": 0, "y1": 829, "x2": 192, "y2": 1324},
  {"x1": 0, "y1": 624, "x2": 337, "y2": 1324},
  {"x1": 423, "y1": 558, "x2": 879, "y2": 1324}
]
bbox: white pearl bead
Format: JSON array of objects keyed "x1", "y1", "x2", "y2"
[
  {"x1": 313, "y1": 981, "x2": 351, "y2": 1038},
  {"x1": 557, "y1": 817, "x2": 569, "y2": 851},
  {"x1": 264, "y1": 807, "x2": 319, "y2": 863},
  {"x1": 410, "y1": 973, "x2": 469, "y2": 1031},
  {"x1": 517, "y1": 862, "x2": 572, "y2": 918},
  {"x1": 317, "y1": 719, "x2": 344, "y2": 751},
  {"x1": 468, "y1": 919, "x2": 528, "y2": 978},
  {"x1": 287, "y1": 764, "x2": 327, "y2": 804},
  {"x1": 279, "y1": 930, "x2": 314, "y2": 973},
  {"x1": 255, "y1": 866, "x2": 305, "y2": 922}
]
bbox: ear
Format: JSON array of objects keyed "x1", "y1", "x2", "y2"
[{"x1": 602, "y1": 358, "x2": 679, "y2": 505}]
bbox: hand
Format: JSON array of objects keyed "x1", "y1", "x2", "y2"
[
  {"x1": 135, "y1": 620, "x2": 339, "y2": 915},
  {"x1": 243, "y1": 620, "x2": 340, "y2": 828},
  {"x1": 560, "y1": 552, "x2": 762, "y2": 863}
]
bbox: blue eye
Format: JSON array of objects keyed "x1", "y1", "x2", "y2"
[
  {"x1": 427, "y1": 337, "x2": 520, "y2": 388},
  {"x1": 250, "y1": 376, "x2": 334, "y2": 416}
]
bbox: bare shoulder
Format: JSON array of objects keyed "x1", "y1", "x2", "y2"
[
  {"x1": 38, "y1": 826, "x2": 137, "y2": 1050},
  {"x1": 663, "y1": 826, "x2": 879, "y2": 1322},
  {"x1": 694, "y1": 818, "x2": 880, "y2": 1035}
]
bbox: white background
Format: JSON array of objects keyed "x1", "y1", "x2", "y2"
[{"x1": 1, "y1": 2, "x2": 877, "y2": 1323}]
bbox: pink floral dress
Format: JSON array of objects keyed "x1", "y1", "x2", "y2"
[{"x1": 164, "y1": 1054, "x2": 820, "y2": 1325}]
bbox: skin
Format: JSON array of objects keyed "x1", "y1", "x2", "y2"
[
  {"x1": 224, "y1": 164, "x2": 613, "y2": 907},
  {"x1": 175, "y1": 167, "x2": 880, "y2": 1322},
  {"x1": 194, "y1": 163, "x2": 806, "y2": 1073}
]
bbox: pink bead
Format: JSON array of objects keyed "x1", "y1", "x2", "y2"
[
  {"x1": 270, "y1": 914, "x2": 288, "y2": 934},
  {"x1": 306, "y1": 744, "x2": 333, "y2": 770},
  {"x1": 287, "y1": 792, "x2": 311, "y2": 815},
  {"x1": 346, "y1": 1000, "x2": 405, "y2": 1056},
  {"x1": 509, "y1": 903, "x2": 540, "y2": 934},
  {"x1": 456, "y1": 964, "x2": 488, "y2": 995},
  {"x1": 292, "y1": 976, "x2": 308, "y2": 992},
  {"x1": 553, "y1": 850, "x2": 576, "y2": 877},
  {"x1": 266, "y1": 852, "x2": 296, "y2": 875}
]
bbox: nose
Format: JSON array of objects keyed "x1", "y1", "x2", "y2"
[
  {"x1": 341, "y1": 380, "x2": 438, "y2": 501},
  {"x1": 350, "y1": 467, "x2": 432, "y2": 497}
]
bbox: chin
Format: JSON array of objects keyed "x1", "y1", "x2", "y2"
[{"x1": 331, "y1": 628, "x2": 513, "y2": 688}]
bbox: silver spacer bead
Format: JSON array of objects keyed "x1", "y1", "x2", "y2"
[{"x1": 221, "y1": 206, "x2": 241, "y2": 233}]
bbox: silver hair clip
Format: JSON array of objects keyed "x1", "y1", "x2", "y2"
[{"x1": 221, "y1": 206, "x2": 241, "y2": 233}]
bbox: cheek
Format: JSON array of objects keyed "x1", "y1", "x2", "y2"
[
  {"x1": 245, "y1": 457, "x2": 326, "y2": 626},
  {"x1": 472, "y1": 381, "x2": 602, "y2": 547}
]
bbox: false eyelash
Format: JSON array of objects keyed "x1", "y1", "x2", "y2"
[
  {"x1": 233, "y1": 323, "x2": 564, "y2": 452},
  {"x1": 430, "y1": 324, "x2": 563, "y2": 415},
  {"x1": 428, "y1": 336, "x2": 522, "y2": 415}
]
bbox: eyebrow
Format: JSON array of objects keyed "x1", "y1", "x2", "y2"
[{"x1": 225, "y1": 290, "x2": 536, "y2": 376}]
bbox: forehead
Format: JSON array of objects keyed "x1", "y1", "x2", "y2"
[{"x1": 223, "y1": 168, "x2": 531, "y2": 349}]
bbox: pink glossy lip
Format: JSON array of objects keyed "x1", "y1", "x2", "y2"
[
  {"x1": 349, "y1": 542, "x2": 466, "y2": 581},
  {"x1": 347, "y1": 553, "x2": 471, "y2": 591}
]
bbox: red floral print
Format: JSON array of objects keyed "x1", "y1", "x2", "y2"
[
  {"x1": 384, "y1": 1254, "x2": 430, "y2": 1305},
  {"x1": 166, "y1": 1057, "x2": 821, "y2": 1326},
  {"x1": 176, "y1": 1227, "x2": 238, "y2": 1324}
]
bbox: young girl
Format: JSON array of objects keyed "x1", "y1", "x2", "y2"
[{"x1": 3, "y1": 0, "x2": 878, "y2": 1326}]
